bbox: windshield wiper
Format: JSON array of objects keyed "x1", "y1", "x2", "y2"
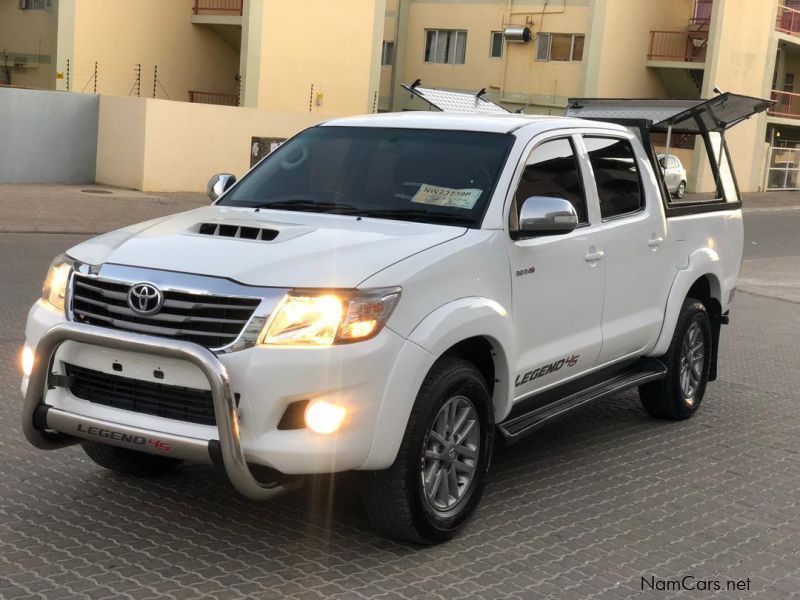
[
  {"x1": 254, "y1": 199, "x2": 359, "y2": 213},
  {"x1": 358, "y1": 208, "x2": 475, "y2": 226}
]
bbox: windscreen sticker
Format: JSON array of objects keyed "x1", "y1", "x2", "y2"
[{"x1": 411, "y1": 184, "x2": 482, "y2": 209}]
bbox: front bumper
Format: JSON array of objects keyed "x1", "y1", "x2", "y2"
[{"x1": 22, "y1": 321, "x2": 294, "y2": 500}]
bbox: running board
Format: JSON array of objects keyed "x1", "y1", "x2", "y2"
[{"x1": 498, "y1": 359, "x2": 667, "y2": 443}]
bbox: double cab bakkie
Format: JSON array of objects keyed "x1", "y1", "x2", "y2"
[{"x1": 21, "y1": 94, "x2": 770, "y2": 544}]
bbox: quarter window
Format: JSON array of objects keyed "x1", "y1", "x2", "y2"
[
  {"x1": 583, "y1": 137, "x2": 644, "y2": 219},
  {"x1": 425, "y1": 30, "x2": 468, "y2": 65},
  {"x1": 490, "y1": 31, "x2": 504, "y2": 58},
  {"x1": 514, "y1": 138, "x2": 588, "y2": 224}
]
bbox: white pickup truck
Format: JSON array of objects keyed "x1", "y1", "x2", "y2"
[{"x1": 20, "y1": 94, "x2": 770, "y2": 544}]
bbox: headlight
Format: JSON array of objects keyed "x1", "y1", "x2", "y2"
[
  {"x1": 260, "y1": 287, "x2": 401, "y2": 346},
  {"x1": 42, "y1": 254, "x2": 78, "y2": 312}
]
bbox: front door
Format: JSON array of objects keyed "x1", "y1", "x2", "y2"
[{"x1": 508, "y1": 135, "x2": 605, "y2": 401}]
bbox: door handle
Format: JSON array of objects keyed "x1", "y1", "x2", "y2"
[
  {"x1": 648, "y1": 236, "x2": 664, "y2": 248},
  {"x1": 584, "y1": 250, "x2": 605, "y2": 262}
]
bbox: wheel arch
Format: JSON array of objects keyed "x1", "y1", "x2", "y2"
[
  {"x1": 652, "y1": 259, "x2": 723, "y2": 357},
  {"x1": 361, "y1": 298, "x2": 514, "y2": 470}
]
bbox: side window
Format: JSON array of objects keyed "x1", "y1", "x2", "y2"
[
  {"x1": 514, "y1": 138, "x2": 588, "y2": 224},
  {"x1": 583, "y1": 136, "x2": 643, "y2": 219}
]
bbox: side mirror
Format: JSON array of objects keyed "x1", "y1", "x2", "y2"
[
  {"x1": 207, "y1": 173, "x2": 236, "y2": 202},
  {"x1": 518, "y1": 196, "x2": 579, "y2": 236}
]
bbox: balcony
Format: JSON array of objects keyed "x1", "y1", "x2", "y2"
[
  {"x1": 768, "y1": 89, "x2": 800, "y2": 119},
  {"x1": 647, "y1": 31, "x2": 708, "y2": 62},
  {"x1": 189, "y1": 90, "x2": 239, "y2": 107},
  {"x1": 776, "y1": 3, "x2": 800, "y2": 35},
  {"x1": 193, "y1": 0, "x2": 243, "y2": 15}
]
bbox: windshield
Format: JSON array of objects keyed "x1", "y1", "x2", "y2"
[{"x1": 220, "y1": 126, "x2": 514, "y2": 228}]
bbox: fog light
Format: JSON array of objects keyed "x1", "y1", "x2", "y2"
[
  {"x1": 305, "y1": 400, "x2": 346, "y2": 434},
  {"x1": 21, "y1": 345, "x2": 35, "y2": 377}
]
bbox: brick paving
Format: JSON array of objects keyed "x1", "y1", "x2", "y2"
[{"x1": 0, "y1": 207, "x2": 798, "y2": 598}]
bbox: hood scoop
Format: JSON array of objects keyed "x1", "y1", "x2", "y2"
[{"x1": 196, "y1": 222, "x2": 279, "y2": 241}]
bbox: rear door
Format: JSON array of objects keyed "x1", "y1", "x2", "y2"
[{"x1": 578, "y1": 134, "x2": 673, "y2": 364}]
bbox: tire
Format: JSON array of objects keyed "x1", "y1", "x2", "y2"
[
  {"x1": 675, "y1": 181, "x2": 686, "y2": 199},
  {"x1": 360, "y1": 357, "x2": 494, "y2": 544},
  {"x1": 81, "y1": 441, "x2": 182, "y2": 477},
  {"x1": 639, "y1": 298, "x2": 712, "y2": 420}
]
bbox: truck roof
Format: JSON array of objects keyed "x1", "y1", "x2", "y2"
[{"x1": 322, "y1": 111, "x2": 625, "y2": 135}]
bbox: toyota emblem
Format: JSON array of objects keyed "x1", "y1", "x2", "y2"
[{"x1": 127, "y1": 282, "x2": 164, "y2": 316}]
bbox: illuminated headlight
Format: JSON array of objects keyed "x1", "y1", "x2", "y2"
[
  {"x1": 259, "y1": 287, "x2": 401, "y2": 346},
  {"x1": 21, "y1": 344, "x2": 35, "y2": 377},
  {"x1": 42, "y1": 254, "x2": 79, "y2": 312},
  {"x1": 305, "y1": 400, "x2": 347, "y2": 434}
]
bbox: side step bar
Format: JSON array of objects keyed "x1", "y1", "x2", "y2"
[{"x1": 498, "y1": 359, "x2": 667, "y2": 443}]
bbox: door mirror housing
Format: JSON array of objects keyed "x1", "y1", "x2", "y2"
[
  {"x1": 207, "y1": 173, "x2": 236, "y2": 202},
  {"x1": 518, "y1": 196, "x2": 579, "y2": 237}
]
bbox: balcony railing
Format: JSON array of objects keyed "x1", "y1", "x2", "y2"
[
  {"x1": 192, "y1": 0, "x2": 243, "y2": 15},
  {"x1": 776, "y1": 3, "x2": 800, "y2": 34},
  {"x1": 648, "y1": 31, "x2": 708, "y2": 62},
  {"x1": 768, "y1": 89, "x2": 800, "y2": 119},
  {"x1": 189, "y1": 90, "x2": 239, "y2": 106}
]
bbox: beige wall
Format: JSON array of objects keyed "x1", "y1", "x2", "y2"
[
  {"x1": 96, "y1": 96, "x2": 329, "y2": 192},
  {"x1": 701, "y1": 0, "x2": 777, "y2": 192},
  {"x1": 582, "y1": 0, "x2": 693, "y2": 98},
  {"x1": 241, "y1": 0, "x2": 386, "y2": 115},
  {"x1": 394, "y1": 0, "x2": 589, "y2": 112},
  {"x1": 0, "y1": 0, "x2": 57, "y2": 89},
  {"x1": 56, "y1": 0, "x2": 240, "y2": 101}
]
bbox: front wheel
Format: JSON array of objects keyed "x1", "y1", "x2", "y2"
[
  {"x1": 674, "y1": 181, "x2": 686, "y2": 199},
  {"x1": 360, "y1": 357, "x2": 494, "y2": 544},
  {"x1": 639, "y1": 298, "x2": 711, "y2": 420}
]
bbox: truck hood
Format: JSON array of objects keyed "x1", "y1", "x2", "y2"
[{"x1": 67, "y1": 206, "x2": 466, "y2": 288}]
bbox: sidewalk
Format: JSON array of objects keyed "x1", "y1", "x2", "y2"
[
  {"x1": 0, "y1": 184, "x2": 207, "y2": 234},
  {"x1": 0, "y1": 184, "x2": 797, "y2": 234}
]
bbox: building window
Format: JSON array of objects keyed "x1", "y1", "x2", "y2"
[
  {"x1": 425, "y1": 30, "x2": 467, "y2": 65},
  {"x1": 490, "y1": 31, "x2": 504, "y2": 59},
  {"x1": 382, "y1": 41, "x2": 395, "y2": 66},
  {"x1": 19, "y1": 0, "x2": 52, "y2": 9},
  {"x1": 535, "y1": 33, "x2": 584, "y2": 62}
]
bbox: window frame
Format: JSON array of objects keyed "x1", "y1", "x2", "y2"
[
  {"x1": 490, "y1": 31, "x2": 504, "y2": 59},
  {"x1": 425, "y1": 29, "x2": 468, "y2": 65},
  {"x1": 581, "y1": 134, "x2": 647, "y2": 223},
  {"x1": 535, "y1": 33, "x2": 585, "y2": 62},
  {"x1": 508, "y1": 134, "x2": 592, "y2": 236},
  {"x1": 381, "y1": 40, "x2": 395, "y2": 66}
]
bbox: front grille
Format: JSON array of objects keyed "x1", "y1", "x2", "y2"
[
  {"x1": 70, "y1": 273, "x2": 261, "y2": 349},
  {"x1": 64, "y1": 363, "x2": 238, "y2": 426}
]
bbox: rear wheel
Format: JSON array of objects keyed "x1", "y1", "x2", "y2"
[
  {"x1": 360, "y1": 357, "x2": 494, "y2": 544},
  {"x1": 82, "y1": 441, "x2": 182, "y2": 477},
  {"x1": 639, "y1": 298, "x2": 711, "y2": 420}
]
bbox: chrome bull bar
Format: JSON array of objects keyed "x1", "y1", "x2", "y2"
[{"x1": 22, "y1": 321, "x2": 295, "y2": 500}]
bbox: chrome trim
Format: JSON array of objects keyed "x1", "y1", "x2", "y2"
[
  {"x1": 47, "y1": 407, "x2": 212, "y2": 462},
  {"x1": 69, "y1": 264, "x2": 290, "y2": 353},
  {"x1": 22, "y1": 322, "x2": 297, "y2": 500}
]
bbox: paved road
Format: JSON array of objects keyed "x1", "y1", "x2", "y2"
[{"x1": 1, "y1": 208, "x2": 799, "y2": 599}]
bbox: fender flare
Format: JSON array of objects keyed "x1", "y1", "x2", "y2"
[
  {"x1": 360, "y1": 297, "x2": 514, "y2": 470},
  {"x1": 652, "y1": 248, "x2": 723, "y2": 357}
]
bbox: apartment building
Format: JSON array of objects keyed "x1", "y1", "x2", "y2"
[
  {"x1": 381, "y1": 0, "x2": 782, "y2": 192},
  {"x1": 0, "y1": 0, "x2": 385, "y2": 116},
  {"x1": 0, "y1": 0, "x2": 793, "y2": 192}
]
